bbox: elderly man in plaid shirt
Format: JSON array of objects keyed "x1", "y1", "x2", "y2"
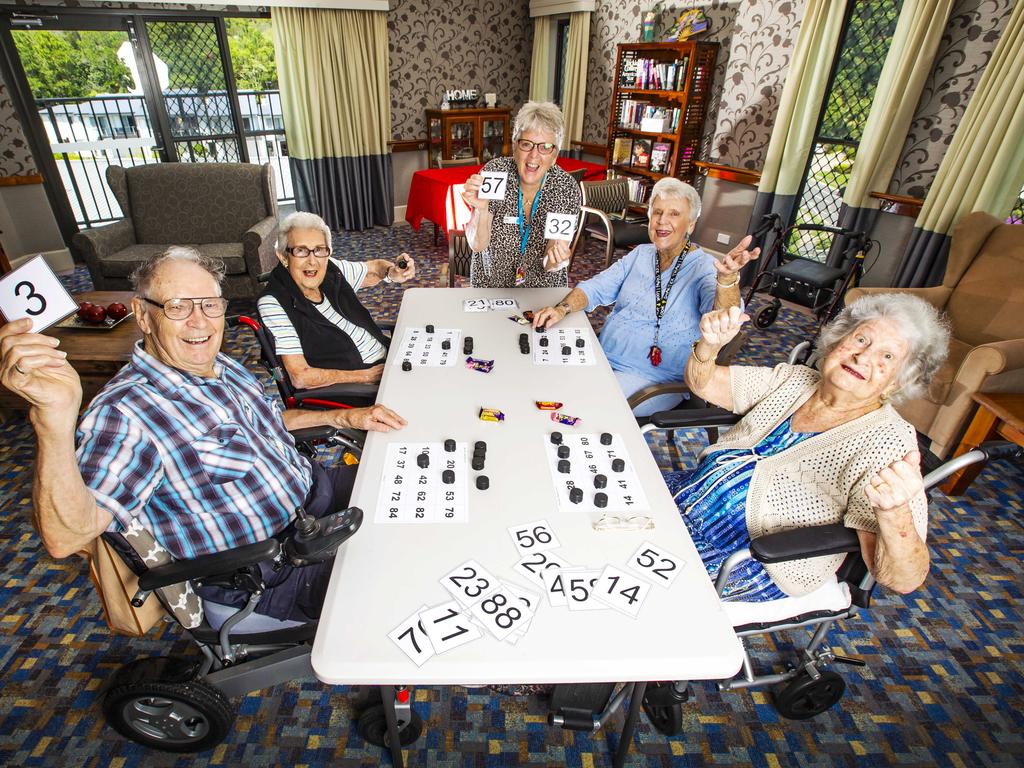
[{"x1": 0, "y1": 247, "x2": 406, "y2": 622}]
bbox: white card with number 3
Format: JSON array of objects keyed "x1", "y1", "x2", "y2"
[
  {"x1": 544, "y1": 212, "x2": 577, "y2": 242},
  {"x1": 478, "y1": 171, "x2": 508, "y2": 200},
  {"x1": 0, "y1": 255, "x2": 78, "y2": 333}
]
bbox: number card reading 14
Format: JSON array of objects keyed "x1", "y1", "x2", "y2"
[
  {"x1": 478, "y1": 171, "x2": 509, "y2": 200},
  {"x1": 592, "y1": 565, "x2": 652, "y2": 618},
  {"x1": 0, "y1": 255, "x2": 79, "y2": 333},
  {"x1": 627, "y1": 541, "x2": 683, "y2": 588}
]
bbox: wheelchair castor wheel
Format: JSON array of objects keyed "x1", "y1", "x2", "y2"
[
  {"x1": 753, "y1": 302, "x2": 780, "y2": 329},
  {"x1": 356, "y1": 704, "x2": 423, "y2": 747},
  {"x1": 102, "y1": 657, "x2": 236, "y2": 752},
  {"x1": 772, "y1": 670, "x2": 846, "y2": 720},
  {"x1": 641, "y1": 682, "x2": 687, "y2": 736}
]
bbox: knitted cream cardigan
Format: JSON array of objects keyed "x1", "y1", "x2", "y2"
[{"x1": 703, "y1": 363, "x2": 928, "y2": 597}]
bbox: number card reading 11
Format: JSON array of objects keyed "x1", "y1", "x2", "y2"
[
  {"x1": 0, "y1": 255, "x2": 79, "y2": 333},
  {"x1": 627, "y1": 541, "x2": 683, "y2": 588}
]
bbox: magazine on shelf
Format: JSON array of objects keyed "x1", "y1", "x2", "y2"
[
  {"x1": 649, "y1": 142, "x2": 671, "y2": 174},
  {"x1": 612, "y1": 137, "x2": 633, "y2": 166},
  {"x1": 631, "y1": 139, "x2": 652, "y2": 169}
]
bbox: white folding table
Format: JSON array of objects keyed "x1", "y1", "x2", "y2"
[{"x1": 312, "y1": 287, "x2": 743, "y2": 765}]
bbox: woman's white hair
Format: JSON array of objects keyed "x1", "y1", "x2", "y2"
[
  {"x1": 512, "y1": 101, "x2": 565, "y2": 149},
  {"x1": 648, "y1": 177, "x2": 701, "y2": 223},
  {"x1": 816, "y1": 293, "x2": 950, "y2": 404},
  {"x1": 130, "y1": 246, "x2": 225, "y2": 297},
  {"x1": 277, "y1": 211, "x2": 332, "y2": 253}
]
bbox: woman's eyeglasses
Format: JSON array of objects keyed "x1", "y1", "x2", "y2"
[
  {"x1": 516, "y1": 139, "x2": 557, "y2": 155},
  {"x1": 141, "y1": 296, "x2": 229, "y2": 320},
  {"x1": 592, "y1": 514, "x2": 655, "y2": 532},
  {"x1": 285, "y1": 245, "x2": 331, "y2": 259}
]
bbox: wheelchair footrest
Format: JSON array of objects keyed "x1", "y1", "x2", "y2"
[
  {"x1": 548, "y1": 682, "x2": 616, "y2": 731},
  {"x1": 548, "y1": 707, "x2": 600, "y2": 731}
]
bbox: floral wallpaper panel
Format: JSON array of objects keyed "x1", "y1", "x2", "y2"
[{"x1": 0, "y1": 67, "x2": 37, "y2": 178}]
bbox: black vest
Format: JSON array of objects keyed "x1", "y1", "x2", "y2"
[{"x1": 260, "y1": 261, "x2": 389, "y2": 371}]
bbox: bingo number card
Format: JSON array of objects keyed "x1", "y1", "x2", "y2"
[
  {"x1": 543, "y1": 433, "x2": 649, "y2": 514},
  {"x1": 394, "y1": 327, "x2": 463, "y2": 367},
  {"x1": 533, "y1": 327, "x2": 595, "y2": 366},
  {"x1": 376, "y1": 442, "x2": 469, "y2": 524}
]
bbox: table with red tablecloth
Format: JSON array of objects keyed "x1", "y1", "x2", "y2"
[{"x1": 404, "y1": 157, "x2": 605, "y2": 234}]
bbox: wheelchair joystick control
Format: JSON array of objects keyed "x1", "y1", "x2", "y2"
[
  {"x1": 293, "y1": 505, "x2": 319, "y2": 538},
  {"x1": 286, "y1": 505, "x2": 364, "y2": 566}
]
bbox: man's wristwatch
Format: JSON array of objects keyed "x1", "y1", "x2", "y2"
[
  {"x1": 382, "y1": 266, "x2": 394, "y2": 283},
  {"x1": 557, "y1": 301, "x2": 572, "y2": 315}
]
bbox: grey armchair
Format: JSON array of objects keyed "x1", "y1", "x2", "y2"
[{"x1": 72, "y1": 163, "x2": 280, "y2": 299}]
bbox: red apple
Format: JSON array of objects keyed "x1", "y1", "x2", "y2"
[
  {"x1": 106, "y1": 302, "x2": 129, "y2": 321},
  {"x1": 77, "y1": 301, "x2": 95, "y2": 320},
  {"x1": 81, "y1": 305, "x2": 107, "y2": 324}
]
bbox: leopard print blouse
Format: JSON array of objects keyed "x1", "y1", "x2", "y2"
[{"x1": 470, "y1": 156, "x2": 583, "y2": 288}]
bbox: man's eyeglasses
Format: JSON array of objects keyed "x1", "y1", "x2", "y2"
[
  {"x1": 141, "y1": 296, "x2": 229, "y2": 321},
  {"x1": 285, "y1": 245, "x2": 331, "y2": 259},
  {"x1": 592, "y1": 514, "x2": 655, "y2": 532},
  {"x1": 516, "y1": 139, "x2": 557, "y2": 155}
]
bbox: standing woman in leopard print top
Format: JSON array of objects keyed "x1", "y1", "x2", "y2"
[{"x1": 461, "y1": 101, "x2": 582, "y2": 288}]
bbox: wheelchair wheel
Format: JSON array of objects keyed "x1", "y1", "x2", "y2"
[
  {"x1": 356, "y1": 703, "x2": 423, "y2": 747},
  {"x1": 641, "y1": 682, "x2": 686, "y2": 736},
  {"x1": 103, "y1": 658, "x2": 235, "y2": 752},
  {"x1": 753, "y1": 302, "x2": 780, "y2": 329},
  {"x1": 772, "y1": 670, "x2": 846, "y2": 720}
]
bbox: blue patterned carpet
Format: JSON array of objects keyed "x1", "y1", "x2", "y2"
[{"x1": 0, "y1": 226, "x2": 1021, "y2": 767}]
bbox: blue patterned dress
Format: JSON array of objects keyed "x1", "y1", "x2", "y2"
[{"x1": 664, "y1": 416, "x2": 819, "y2": 601}]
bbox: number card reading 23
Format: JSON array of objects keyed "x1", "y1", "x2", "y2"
[
  {"x1": 0, "y1": 255, "x2": 78, "y2": 333},
  {"x1": 478, "y1": 171, "x2": 509, "y2": 200},
  {"x1": 442, "y1": 560, "x2": 499, "y2": 607},
  {"x1": 544, "y1": 212, "x2": 577, "y2": 242},
  {"x1": 627, "y1": 542, "x2": 683, "y2": 588}
]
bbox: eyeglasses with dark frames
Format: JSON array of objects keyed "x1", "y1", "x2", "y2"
[
  {"x1": 285, "y1": 245, "x2": 332, "y2": 259},
  {"x1": 141, "y1": 296, "x2": 229, "y2": 321},
  {"x1": 515, "y1": 139, "x2": 557, "y2": 155}
]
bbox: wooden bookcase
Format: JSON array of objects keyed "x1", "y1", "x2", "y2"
[
  {"x1": 425, "y1": 107, "x2": 512, "y2": 168},
  {"x1": 605, "y1": 41, "x2": 719, "y2": 203}
]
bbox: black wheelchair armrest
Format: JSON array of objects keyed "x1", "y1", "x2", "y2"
[
  {"x1": 648, "y1": 406, "x2": 740, "y2": 430},
  {"x1": 749, "y1": 523, "x2": 861, "y2": 564},
  {"x1": 288, "y1": 424, "x2": 365, "y2": 449},
  {"x1": 138, "y1": 538, "x2": 281, "y2": 592},
  {"x1": 377, "y1": 321, "x2": 396, "y2": 333}
]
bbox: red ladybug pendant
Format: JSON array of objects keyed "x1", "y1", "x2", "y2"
[{"x1": 648, "y1": 345, "x2": 662, "y2": 367}]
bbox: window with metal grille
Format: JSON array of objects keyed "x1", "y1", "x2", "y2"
[{"x1": 787, "y1": 0, "x2": 903, "y2": 261}]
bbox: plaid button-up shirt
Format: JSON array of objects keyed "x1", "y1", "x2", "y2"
[{"x1": 77, "y1": 342, "x2": 313, "y2": 559}]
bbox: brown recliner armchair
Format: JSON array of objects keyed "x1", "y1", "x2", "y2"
[
  {"x1": 846, "y1": 211, "x2": 1024, "y2": 459},
  {"x1": 72, "y1": 163, "x2": 279, "y2": 299}
]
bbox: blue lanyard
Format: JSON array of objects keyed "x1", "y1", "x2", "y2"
[{"x1": 517, "y1": 175, "x2": 545, "y2": 255}]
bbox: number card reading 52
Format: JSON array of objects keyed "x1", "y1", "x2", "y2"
[
  {"x1": 478, "y1": 171, "x2": 509, "y2": 200},
  {"x1": 627, "y1": 541, "x2": 683, "y2": 588}
]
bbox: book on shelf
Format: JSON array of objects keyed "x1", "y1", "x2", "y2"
[
  {"x1": 631, "y1": 139, "x2": 652, "y2": 169},
  {"x1": 649, "y1": 142, "x2": 671, "y2": 174},
  {"x1": 626, "y1": 177, "x2": 652, "y2": 206},
  {"x1": 619, "y1": 101, "x2": 681, "y2": 132},
  {"x1": 612, "y1": 137, "x2": 633, "y2": 166},
  {"x1": 619, "y1": 56, "x2": 690, "y2": 90}
]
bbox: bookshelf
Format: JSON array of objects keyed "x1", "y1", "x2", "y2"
[{"x1": 605, "y1": 41, "x2": 719, "y2": 204}]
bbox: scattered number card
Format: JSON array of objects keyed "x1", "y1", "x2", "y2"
[
  {"x1": 441, "y1": 559, "x2": 500, "y2": 607},
  {"x1": 463, "y1": 298, "x2": 489, "y2": 312},
  {"x1": 508, "y1": 519, "x2": 560, "y2": 556},
  {"x1": 542, "y1": 568, "x2": 569, "y2": 608},
  {"x1": 532, "y1": 328, "x2": 594, "y2": 366},
  {"x1": 478, "y1": 171, "x2": 509, "y2": 200},
  {"x1": 394, "y1": 327, "x2": 463, "y2": 367},
  {"x1": 564, "y1": 569, "x2": 608, "y2": 612},
  {"x1": 469, "y1": 585, "x2": 535, "y2": 641},
  {"x1": 627, "y1": 542, "x2": 683, "y2": 588},
  {"x1": 544, "y1": 211, "x2": 577, "y2": 242},
  {"x1": 593, "y1": 565, "x2": 652, "y2": 618},
  {"x1": 501, "y1": 581, "x2": 540, "y2": 644},
  {"x1": 375, "y1": 442, "x2": 468, "y2": 524},
  {"x1": 0, "y1": 255, "x2": 79, "y2": 333},
  {"x1": 418, "y1": 600, "x2": 482, "y2": 653},
  {"x1": 513, "y1": 550, "x2": 573, "y2": 589},
  {"x1": 487, "y1": 297, "x2": 518, "y2": 311},
  {"x1": 388, "y1": 605, "x2": 435, "y2": 667},
  {"x1": 543, "y1": 433, "x2": 650, "y2": 514}
]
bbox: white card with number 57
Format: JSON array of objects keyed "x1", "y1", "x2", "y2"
[
  {"x1": 593, "y1": 565, "x2": 652, "y2": 618},
  {"x1": 388, "y1": 605, "x2": 435, "y2": 667},
  {"x1": 0, "y1": 255, "x2": 78, "y2": 333},
  {"x1": 478, "y1": 171, "x2": 508, "y2": 200},
  {"x1": 544, "y1": 212, "x2": 577, "y2": 242},
  {"x1": 627, "y1": 541, "x2": 683, "y2": 588}
]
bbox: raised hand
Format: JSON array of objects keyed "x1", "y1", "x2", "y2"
[
  {"x1": 543, "y1": 239, "x2": 572, "y2": 273},
  {"x1": 0, "y1": 318, "x2": 82, "y2": 425},
  {"x1": 460, "y1": 174, "x2": 489, "y2": 212},
  {"x1": 390, "y1": 254, "x2": 416, "y2": 283},
  {"x1": 865, "y1": 451, "x2": 924, "y2": 513},
  {"x1": 698, "y1": 305, "x2": 749, "y2": 348},
  {"x1": 714, "y1": 234, "x2": 760, "y2": 278}
]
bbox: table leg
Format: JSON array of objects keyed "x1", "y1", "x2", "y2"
[
  {"x1": 941, "y1": 405, "x2": 999, "y2": 495},
  {"x1": 380, "y1": 685, "x2": 405, "y2": 768},
  {"x1": 612, "y1": 682, "x2": 646, "y2": 768}
]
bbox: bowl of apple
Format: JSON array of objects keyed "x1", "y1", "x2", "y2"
[{"x1": 58, "y1": 301, "x2": 134, "y2": 329}]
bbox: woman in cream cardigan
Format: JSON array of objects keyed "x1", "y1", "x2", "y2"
[{"x1": 671, "y1": 294, "x2": 949, "y2": 601}]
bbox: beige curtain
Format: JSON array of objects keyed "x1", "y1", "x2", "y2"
[
  {"x1": 896, "y1": 2, "x2": 1024, "y2": 285},
  {"x1": 271, "y1": 7, "x2": 392, "y2": 229},
  {"x1": 529, "y1": 16, "x2": 553, "y2": 102},
  {"x1": 560, "y1": 11, "x2": 591, "y2": 150},
  {"x1": 842, "y1": 0, "x2": 953, "y2": 207}
]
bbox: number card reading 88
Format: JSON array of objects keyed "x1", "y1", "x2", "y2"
[{"x1": 469, "y1": 584, "x2": 535, "y2": 641}]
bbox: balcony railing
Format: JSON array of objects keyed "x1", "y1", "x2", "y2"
[{"x1": 37, "y1": 90, "x2": 293, "y2": 230}]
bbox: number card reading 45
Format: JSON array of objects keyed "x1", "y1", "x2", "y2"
[
  {"x1": 0, "y1": 255, "x2": 79, "y2": 333},
  {"x1": 507, "y1": 519, "x2": 560, "y2": 556},
  {"x1": 478, "y1": 171, "x2": 509, "y2": 200},
  {"x1": 627, "y1": 541, "x2": 683, "y2": 588}
]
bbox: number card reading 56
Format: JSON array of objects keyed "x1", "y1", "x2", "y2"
[
  {"x1": 478, "y1": 171, "x2": 509, "y2": 200},
  {"x1": 508, "y1": 519, "x2": 560, "y2": 556},
  {"x1": 627, "y1": 542, "x2": 683, "y2": 588}
]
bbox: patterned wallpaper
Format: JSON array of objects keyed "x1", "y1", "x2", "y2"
[
  {"x1": 582, "y1": 0, "x2": 805, "y2": 171},
  {"x1": 889, "y1": 0, "x2": 1014, "y2": 198},
  {"x1": 0, "y1": 67, "x2": 37, "y2": 177},
  {"x1": 387, "y1": 0, "x2": 533, "y2": 141}
]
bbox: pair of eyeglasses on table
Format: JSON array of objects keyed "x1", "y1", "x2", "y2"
[{"x1": 593, "y1": 514, "x2": 655, "y2": 531}]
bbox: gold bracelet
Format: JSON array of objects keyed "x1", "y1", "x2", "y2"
[
  {"x1": 690, "y1": 340, "x2": 716, "y2": 364},
  {"x1": 716, "y1": 275, "x2": 740, "y2": 288}
]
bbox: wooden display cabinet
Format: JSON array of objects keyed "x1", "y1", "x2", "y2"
[{"x1": 425, "y1": 107, "x2": 511, "y2": 168}]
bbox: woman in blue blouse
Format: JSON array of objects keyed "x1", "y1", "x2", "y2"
[{"x1": 533, "y1": 178, "x2": 759, "y2": 416}]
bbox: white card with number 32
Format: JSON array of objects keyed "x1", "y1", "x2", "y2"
[
  {"x1": 0, "y1": 255, "x2": 78, "y2": 333},
  {"x1": 544, "y1": 212, "x2": 577, "y2": 242}
]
